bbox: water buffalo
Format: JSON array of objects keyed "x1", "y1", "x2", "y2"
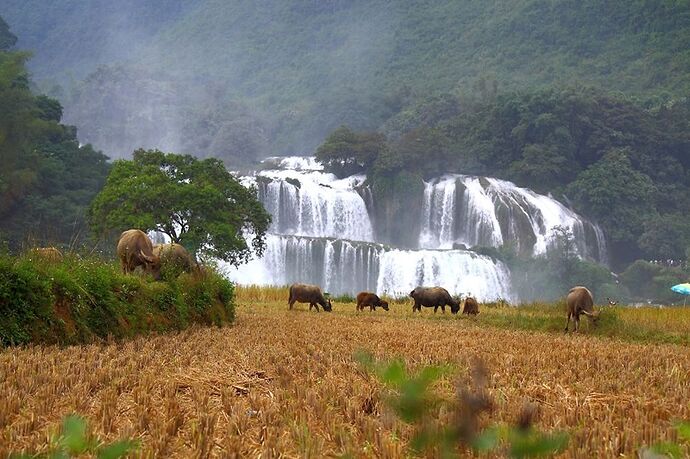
[
  {"x1": 356, "y1": 292, "x2": 389, "y2": 311},
  {"x1": 30, "y1": 247, "x2": 63, "y2": 262},
  {"x1": 462, "y1": 296, "x2": 479, "y2": 315},
  {"x1": 117, "y1": 229, "x2": 161, "y2": 280},
  {"x1": 410, "y1": 287, "x2": 460, "y2": 314},
  {"x1": 288, "y1": 283, "x2": 332, "y2": 312},
  {"x1": 153, "y1": 243, "x2": 197, "y2": 276},
  {"x1": 565, "y1": 286, "x2": 599, "y2": 332}
]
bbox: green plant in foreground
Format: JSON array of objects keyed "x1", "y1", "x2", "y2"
[
  {"x1": 10, "y1": 414, "x2": 139, "y2": 459},
  {"x1": 640, "y1": 421, "x2": 690, "y2": 458},
  {"x1": 356, "y1": 352, "x2": 568, "y2": 458}
]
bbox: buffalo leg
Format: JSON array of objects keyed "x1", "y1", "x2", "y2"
[
  {"x1": 564, "y1": 312, "x2": 571, "y2": 332},
  {"x1": 289, "y1": 299, "x2": 295, "y2": 310},
  {"x1": 574, "y1": 314, "x2": 580, "y2": 333}
]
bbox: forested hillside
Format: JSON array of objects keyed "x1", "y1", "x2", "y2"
[
  {"x1": 0, "y1": 19, "x2": 109, "y2": 250},
  {"x1": 318, "y1": 88, "x2": 690, "y2": 266},
  {"x1": 3, "y1": 0, "x2": 689, "y2": 161}
]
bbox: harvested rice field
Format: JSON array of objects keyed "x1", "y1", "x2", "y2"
[{"x1": 2, "y1": 291, "x2": 690, "y2": 457}]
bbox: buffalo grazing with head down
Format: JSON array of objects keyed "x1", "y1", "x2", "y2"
[
  {"x1": 565, "y1": 286, "x2": 599, "y2": 332},
  {"x1": 30, "y1": 247, "x2": 63, "y2": 263},
  {"x1": 410, "y1": 287, "x2": 460, "y2": 314},
  {"x1": 356, "y1": 292, "x2": 389, "y2": 311},
  {"x1": 153, "y1": 243, "x2": 198, "y2": 276},
  {"x1": 462, "y1": 296, "x2": 479, "y2": 315},
  {"x1": 288, "y1": 283, "x2": 332, "y2": 312},
  {"x1": 116, "y1": 229, "x2": 161, "y2": 280}
]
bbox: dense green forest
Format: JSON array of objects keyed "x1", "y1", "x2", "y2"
[
  {"x1": 318, "y1": 88, "x2": 690, "y2": 266},
  {"x1": 0, "y1": 19, "x2": 109, "y2": 250},
  {"x1": 3, "y1": 0, "x2": 689, "y2": 161}
]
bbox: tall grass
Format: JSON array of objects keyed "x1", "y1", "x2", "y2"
[
  {"x1": 235, "y1": 284, "x2": 289, "y2": 303},
  {"x1": 0, "y1": 253, "x2": 235, "y2": 346}
]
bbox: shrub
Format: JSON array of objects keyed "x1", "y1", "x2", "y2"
[{"x1": 0, "y1": 254, "x2": 235, "y2": 346}]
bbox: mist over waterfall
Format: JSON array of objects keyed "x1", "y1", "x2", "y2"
[{"x1": 225, "y1": 157, "x2": 608, "y2": 301}]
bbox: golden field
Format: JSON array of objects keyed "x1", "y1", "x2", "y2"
[{"x1": 2, "y1": 286, "x2": 690, "y2": 457}]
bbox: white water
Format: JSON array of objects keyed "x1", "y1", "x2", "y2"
[
  {"x1": 418, "y1": 175, "x2": 607, "y2": 261},
  {"x1": 229, "y1": 156, "x2": 608, "y2": 299},
  {"x1": 377, "y1": 248, "x2": 514, "y2": 302},
  {"x1": 224, "y1": 234, "x2": 513, "y2": 301},
  {"x1": 223, "y1": 234, "x2": 383, "y2": 295},
  {"x1": 254, "y1": 168, "x2": 373, "y2": 241}
]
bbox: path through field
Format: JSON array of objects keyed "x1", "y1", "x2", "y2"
[{"x1": 2, "y1": 301, "x2": 689, "y2": 457}]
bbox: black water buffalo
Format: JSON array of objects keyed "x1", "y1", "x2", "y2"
[
  {"x1": 288, "y1": 283, "x2": 332, "y2": 312},
  {"x1": 410, "y1": 287, "x2": 460, "y2": 314},
  {"x1": 565, "y1": 286, "x2": 599, "y2": 332},
  {"x1": 356, "y1": 292, "x2": 389, "y2": 311}
]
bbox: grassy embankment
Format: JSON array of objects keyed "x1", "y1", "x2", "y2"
[{"x1": 0, "y1": 253, "x2": 235, "y2": 346}]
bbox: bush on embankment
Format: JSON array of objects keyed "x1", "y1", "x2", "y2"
[{"x1": 0, "y1": 254, "x2": 235, "y2": 346}]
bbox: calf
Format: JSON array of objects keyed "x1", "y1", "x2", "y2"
[
  {"x1": 356, "y1": 292, "x2": 389, "y2": 311},
  {"x1": 462, "y1": 297, "x2": 479, "y2": 315}
]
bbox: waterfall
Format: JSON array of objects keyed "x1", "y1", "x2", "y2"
[
  {"x1": 255, "y1": 169, "x2": 373, "y2": 242},
  {"x1": 418, "y1": 175, "x2": 607, "y2": 260},
  {"x1": 224, "y1": 234, "x2": 512, "y2": 301},
  {"x1": 228, "y1": 156, "x2": 608, "y2": 301},
  {"x1": 223, "y1": 234, "x2": 384, "y2": 294},
  {"x1": 377, "y1": 248, "x2": 514, "y2": 302}
]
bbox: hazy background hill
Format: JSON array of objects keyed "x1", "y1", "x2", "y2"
[{"x1": 3, "y1": 0, "x2": 689, "y2": 163}]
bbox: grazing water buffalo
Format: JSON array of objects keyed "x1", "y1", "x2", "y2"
[
  {"x1": 462, "y1": 297, "x2": 480, "y2": 315},
  {"x1": 356, "y1": 292, "x2": 389, "y2": 311},
  {"x1": 116, "y1": 229, "x2": 161, "y2": 280},
  {"x1": 30, "y1": 247, "x2": 63, "y2": 262},
  {"x1": 153, "y1": 243, "x2": 197, "y2": 275},
  {"x1": 288, "y1": 283, "x2": 332, "y2": 312},
  {"x1": 410, "y1": 287, "x2": 460, "y2": 314},
  {"x1": 565, "y1": 286, "x2": 599, "y2": 332}
]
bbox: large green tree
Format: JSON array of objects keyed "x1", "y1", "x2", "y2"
[
  {"x1": 89, "y1": 149, "x2": 271, "y2": 265},
  {"x1": 315, "y1": 125, "x2": 387, "y2": 177},
  {"x1": 566, "y1": 148, "x2": 657, "y2": 258}
]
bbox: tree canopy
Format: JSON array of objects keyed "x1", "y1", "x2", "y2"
[
  {"x1": 0, "y1": 22, "x2": 109, "y2": 250},
  {"x1": 317, "y1": 88, "x2": 690, "y2": 267},
  {"x1": 89, "y1": 150, "x2": 271, "y2": 265}
]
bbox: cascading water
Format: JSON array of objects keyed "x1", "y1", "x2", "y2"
[
  {"x1": 225, "y1": 156, "x2": 607, "y2": 301},
  {"x1": 253, "y1": 169, "x2": 373, "y2": 242},
  {"x1": 377, "y1": 249, "x2": 513, "y2": 301},
  {"x1": 418, "y1": 175, "x2": 607, "y2": 262}
]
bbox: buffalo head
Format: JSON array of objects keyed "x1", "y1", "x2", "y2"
[
  {"x1": 141, "y1": 250, "x2": 161, "y2": 280},
  {"x1": 323, "y1": 298, "x2": 333, "y2": 312}
]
